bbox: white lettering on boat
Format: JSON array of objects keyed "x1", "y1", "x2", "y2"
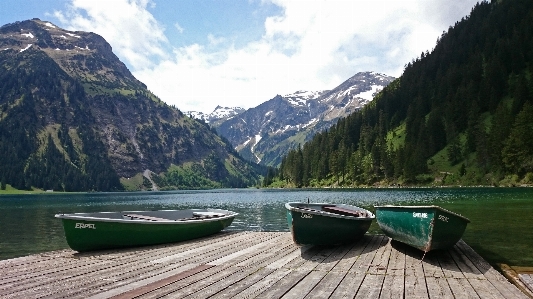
[
  {"x1": 413, "y1": 212, "x2": 428, "y2": 218},
  {"x1": 301, "y1": 213, "x2": 313, "y2": 219},
  {"x1": 438, "y1": 215, "x2": 449, "y2": 222},
  {"x1": 75, "y1": 223, "x2": 96, "y2": 229}
]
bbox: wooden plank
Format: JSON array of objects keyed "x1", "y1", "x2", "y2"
[
  {"x1": 332, "y1": 236, "x2": 373, "y2": 272},
  {"x1": 379, "y1": 241, "x2": 405, "y2": 299},
  {"x1": 207, "y1": 233, "x2": 287, "y2": 266},
  {"x1": 265, "y1": 245, "x2": 312, "y2": 270},
  {"x1": 282, "y1": 242, "x2": 358, "y2": 298},
  {"x1": 314, "y1": 242, "x2": 356, "y2": 272},
  {"x1": 330, "y1": 235, "x2": 385, "y2": 298},
  {"x1": 281, "y1": 270, "x2": 330, "y2": 298},
  {"x1": 304, "y1": 238, "x2": 373, "y2": 298},
  {"x1": 230, "y1": 268, "x2": 293, "y2": 299},
  {"x1": 286, "y1": 243, "x2": 368, "y2": 298},
  {"x1": 181, "y1": 267, "x2": 261, "y2": 299},
  {"x1": 403, "y1": 243, "x2": 428, "y2": 299},
  {"x1": 355, "y1": 274, "x2": 386, "y2": 299},
  {"x1": 422, "y1": 251, "x2": 454, "y2": 299},
  {"x1": 254, "y1": 245, "x2": 340, "y2": 299},
  {"x1": 455, "y1": 240, "x2": 529, "y2": 299},
  {"x1": 446, "y1": 278, "x2": 481, "y2": 299},
  {"x1": 380, "y1": 275, "x2": 404, "y2": 299},
  {"x1": 208, "y1": 267, "x2": 276, "y2": 299},
  {"x1": 520, "y1": 274, "x2": 533, "y2": 293},
  {"x1": 109, "y1": 264, "x2": 213, "y2": 299},
  {"x1": 367, "y1": 237, "x2": 392, "y2": 276},
  {"x1": 355, "y1": 237, "x2": 391, "y2": 299},
  {"x1": 437, "y1": 250, "x2": 465, "y2": 279},
  {"x1": 252, "y1": 269, "x2": 310, "y2": 299},
  {"x1": 425, "y1": 276, "x2": 454, "y2": 299}
]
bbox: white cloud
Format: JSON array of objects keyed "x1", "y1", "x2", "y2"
[
  {"x1": 55, "y1": 0, "x2": 479, "y2": 113},
  {"x1": 54, "y1": 0, "x2": 168, "y2": 70}
]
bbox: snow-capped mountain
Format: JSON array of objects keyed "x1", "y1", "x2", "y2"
[
  {"x1": 209, "y1": 71, "x2": 395, "y2": 166},
  {"x1": 187, "y1": 106, "x2": 246, "y2": 126}
]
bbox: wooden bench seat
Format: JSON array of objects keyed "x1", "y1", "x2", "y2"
[
  {"x1": 322, "y1": 206, "x2": 365, "y2": 217},
  {"x1": 123, "y1": 214, "x2": 172, "y2": 221}
]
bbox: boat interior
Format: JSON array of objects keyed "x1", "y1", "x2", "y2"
[
  {"x1": 292, "y1": 203, "x2": 371, "y2": 218},
  {"x1": 68, "y1": 210, "x2": 229, "y2": 221}
]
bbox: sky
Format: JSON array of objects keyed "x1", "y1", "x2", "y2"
[{"x1": 0, "y1": 0, "x2": 480, "y2": 113}]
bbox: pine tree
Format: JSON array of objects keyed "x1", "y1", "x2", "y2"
[{"x1": 502, "y1": 103, "x2": 533, "y2": 175}]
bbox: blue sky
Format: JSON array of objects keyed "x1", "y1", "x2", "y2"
[{"x1": 1, "y1": 0, "x2": 480, "y2": 113}]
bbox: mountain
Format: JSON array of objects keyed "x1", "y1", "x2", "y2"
[
  {"x1": 212, "y1": 72, "x2": 395, "y2": 166},
  {"x1": 187, "y1": 106, "x2": 246, "y2": 126},
  {"x1": 0, "y1": 19, "x2": 262, "y2": 191},
  {"x1": 274, "y1": 0, "x2": 533, "y2": 188}
]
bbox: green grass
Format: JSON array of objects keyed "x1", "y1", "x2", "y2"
[
  {"x1": 0, "y1": 184, "x2": 51, "y2": 194},
  {"x1": 386, "y1": 123, "x2": 406, "y2": 150},
  {"x1": 120, "y1": 173, "x2": 145, "y2": 191}
]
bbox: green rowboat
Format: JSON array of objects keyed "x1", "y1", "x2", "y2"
[
  {"x1": 285, "y1": 202, "x2": 375, "y2": 245},
  {"x1": 375, "y1": 205, "x2": 470, "y2": 253},
  {"x1": 55, "y1": 209, "x2": 237, "y2": 252}
]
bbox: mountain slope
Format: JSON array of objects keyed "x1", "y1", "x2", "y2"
[
  {"x1": 0, "y1": 19, "x2": 262, "y2": 191},
  {"x1": 214, "y1": 72, "x2": 395, "y2": 166}
]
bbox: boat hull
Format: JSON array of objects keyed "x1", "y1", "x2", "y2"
[
  {"x1": 286, "y1": 203, "x2": 374, "y2": 245},
  {"x1": 56, "y1": 209, "x2": 236, "y2": 252},
  {"x1": 375, "y1": 205, "x2": 469, "y2": 252}
]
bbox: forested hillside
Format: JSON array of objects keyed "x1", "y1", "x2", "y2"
[{"x1": 269, "y1": 0, "x2": 533, "y2": 187}]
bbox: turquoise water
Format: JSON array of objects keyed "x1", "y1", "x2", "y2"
[{"x1": 1, "y1": 188, "x2": 532, "y2": 267}]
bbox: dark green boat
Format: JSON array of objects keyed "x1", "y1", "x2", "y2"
[
  {"x1": 375, "y1": 205, "x2": 470, "y2": 253},
  {"x1": 285, "y1": 202, "x2": 375, "y2": 245},
  {"x1": 55, "y1": 209, "x2": 237, "y2": 252}
]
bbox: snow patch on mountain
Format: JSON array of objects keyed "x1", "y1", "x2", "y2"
[
  {"x1": 20, "y1": 44, "x2": 32, "y2": 52},
  {"x1": 357, "y1": 85, "x2": 384, "y2": 102},
  {"x1": 186, "y1": 105, "x2": 245, "y2": 124},
  {"x1": 21, "y1": 32, "x2": 34, "y2": 38},
  {"x1": 284, "y1": 90, "x2": 324, "y2": 107},
  {"x1": 66, "y1": 32, "x2": 81, "y2": 38}
]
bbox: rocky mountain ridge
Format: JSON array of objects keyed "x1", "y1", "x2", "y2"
[{"x1": 209, "y1": 72, "x2": 395, "y2": 166}]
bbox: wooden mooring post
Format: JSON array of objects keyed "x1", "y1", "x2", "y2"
[{"x1": 0, "y1": 232, "x2": 529, "y2": 298}]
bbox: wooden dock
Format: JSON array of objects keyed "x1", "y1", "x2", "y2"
[
  {"x1": 0, "y1": 232, "x2": 529, "y2": 299},
  {"x1": 499, "y1": 264, "x2": 533, "y2": 298}
]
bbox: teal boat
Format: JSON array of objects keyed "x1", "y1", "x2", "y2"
[
  {"x1": 55, "y1": 209, "x2": 237, "y2": 252},
  {"x1": 285, "y1": 202, "x2": 375, "y2": 245},
  {"x1": 375, "y1": 205, "x2": 470, "y2": 253}
]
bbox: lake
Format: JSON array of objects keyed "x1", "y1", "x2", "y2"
[{"x1": 1, "y1": 188, "x2": 532, "y2": 268}]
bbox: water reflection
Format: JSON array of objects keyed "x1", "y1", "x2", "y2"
[{"x1": 1, "y1": 188, "x2": 533, "y2": 267}]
